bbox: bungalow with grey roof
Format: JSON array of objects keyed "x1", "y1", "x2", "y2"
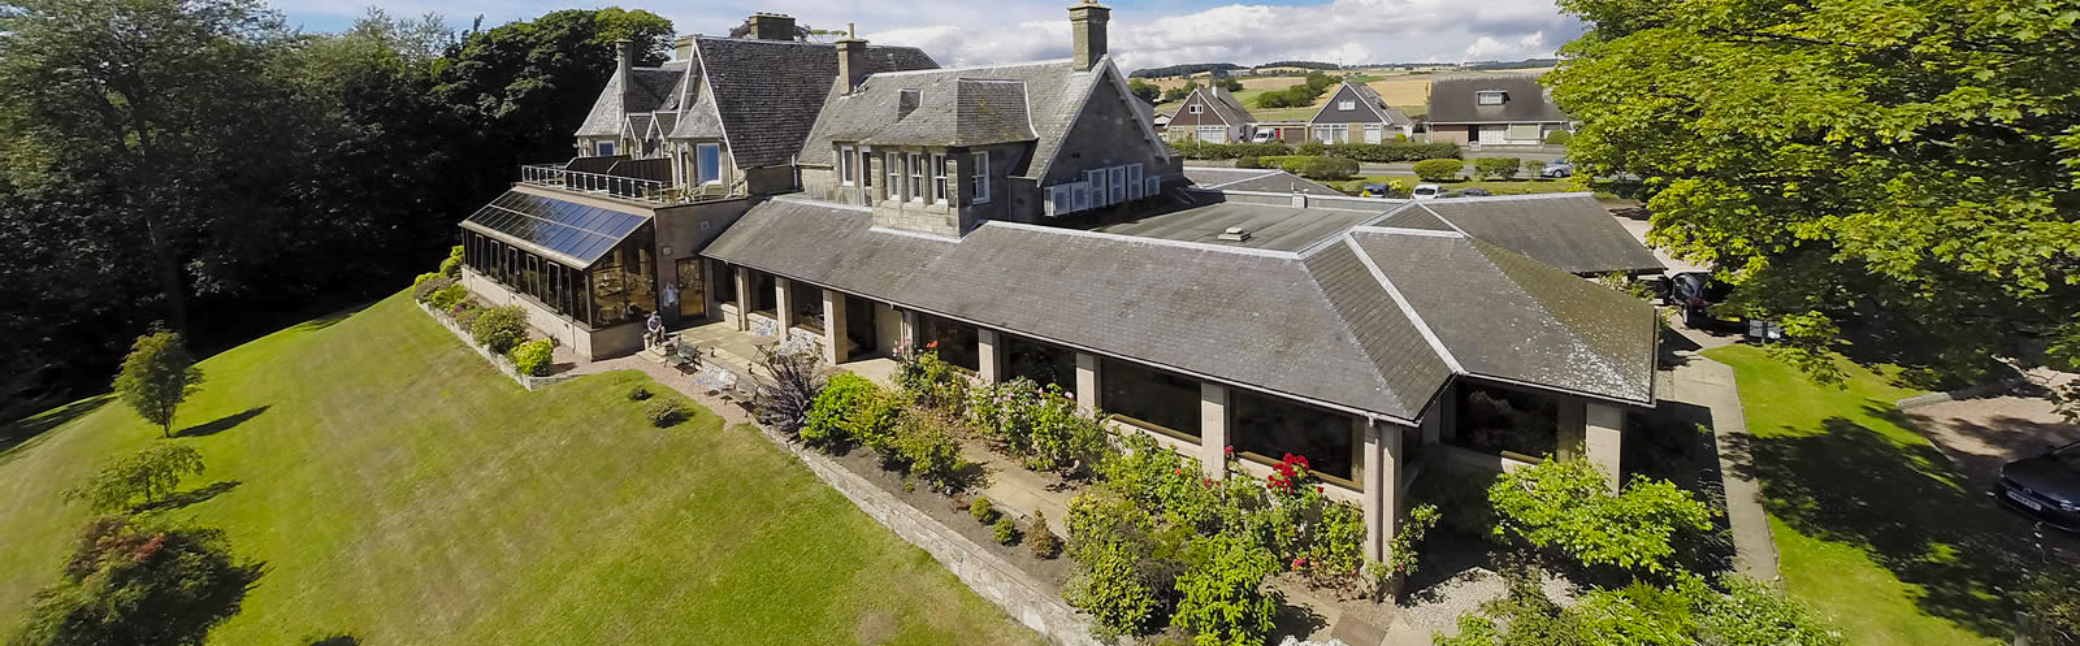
[
  {"x1": 1425, "y1": 74, "x2": 1572, "y2": 146},
  {"x1": 448, "y1": 1, "x2": 1663, "y2": 564}
]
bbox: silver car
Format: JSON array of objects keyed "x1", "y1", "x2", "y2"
[{"x1": 1541, "y1": 158, "x2": 1574, "y2": 178}]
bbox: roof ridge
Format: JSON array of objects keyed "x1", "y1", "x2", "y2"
[
  {"x1": 1414, "y1": 204, "x2": 1470, "y2": 235},
  {"x1": 1458, "y1": 238, "x2": 1632, "y2": 383},
  {"x1": 870, "y1": 59, "x2": 1073, "y2": 77},
  {"x1": 984, "y1": 220, "x2": 1303, "y2": 259},
  {"x1": 1296, "y1": 249, "x2": 1415, "y2": 418},
  {"x1": 1342, "y1": 235, "x2": 1465, "y2": 374}
]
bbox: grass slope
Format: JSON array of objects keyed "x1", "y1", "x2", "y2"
[
  {"x1": 1705, "y1": 345, "x2": 2034, "y2": 646},
  {"x1": 0, "y1": 294, "x2": 1043, "y2": 646}
]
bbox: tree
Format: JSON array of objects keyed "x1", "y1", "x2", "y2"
[
  {"x1": 1547, "y1": 0, "x2": 2080, "y2": 381},
  {"x1": 65, "y1": 444, "x2": 207, "y2": 512},
  {"x1": 1126, "y1": 78, "x2": 1161, "y2": 104},
  {"x1": 1161, "y1": 80, "x2": 1200, "y2": 103},
  {"x1": 1487, "y1": 457, "x2": 1714, "y2": 575},
  {"x1": 1215, "y1": 76, "x2": 1242, "y2": 92},
  {"x1": 11, "y1": 516, "x2": 261, "y2": 646},
  {"x1": 113, "y1": 331, "x2": 204, "y2": 437}
]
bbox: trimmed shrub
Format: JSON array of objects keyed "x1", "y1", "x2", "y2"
[
  {"x1": 994, "y1": 515, "x2": 1020, "y2": 545},
  {"x1": 643, "y1": 397, "x2": 691, "y2": 428},
  {"x1": 1295, "y1": 155, "x2": 1359, "y2": 181},
  {"x1": 1171, "y1": 534, "x2": 1279, "y2": 646},
  {"x1": 1474, "y1": 156, "x2": 1522, "y2": 180},
  {"x1": 803, "y1": 372, "x2": 900, "y2": 449},
  {"x1": 470, "y1": 305, "x2": 529, "y2": 353},
  {"x1": 1544, "y1": 129, "x2": 1573, "y2": 145},
  {"x1": 508, "y1": 339, "x2": 554, "y2": 377},
  {"x1": 451, "y1": 301, "x2": 484, "y2": 330},
  {"x1": 412, "y1": 275, "x2": 451, "y2": 302},
  {"x1": 970, "y1": 496, "x2": 997, "y2": 524},
  {"x1": 1029, "y1": 511, "x2": 1061, "y2": 558},
  {"x1": 1234, "y1": 156, "x2": 1262, "y2": 169},
  {"x1": 1523, "y1": 160, "x2": 1547, "y2": 177},
  {"x1": 1324, "y1": 141, "x2": 1460, "y2": 162},
  {"x1": 896, "y1": 413, "x2": 971, "y2": 492},
  {"x1": 1412, "y1": 158, "x2": 1463, "y2": 181},
  {"x1": 428, "y1": 283, "x2": 468, "y2": 310},
  {"x1": 1171, "y1": 140, "x2": 1290, "y2": 160},
  {"x1": 1295, "y1": 141, "x2": 1328, "y2": 156},
  {"x1": 626, "y1": 385, "x2": 653, "y2": 401}
]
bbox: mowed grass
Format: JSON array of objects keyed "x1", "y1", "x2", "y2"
[
  {"x1": 1704, "y1": 345, "x2": 2033, "y2": 646},
  {"x1": 0, "y1": 293, "x2": 1044, "y2": 646}
]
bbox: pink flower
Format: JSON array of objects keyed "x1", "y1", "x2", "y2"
[
  {"x1": 926, "y1": 340, "x2": 938, "y2": 349},
  {"x1": 1224, "y1": 446, "x2": 1234, "y2": 457},
  {"x1": 1292, "y1": 557, "x2": 1306, "y2": 568}
]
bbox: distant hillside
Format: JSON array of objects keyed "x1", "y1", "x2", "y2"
[
  {"x1": 1255, "y1": 60, "x2": 1340, "y2": 71},
  {"x1": 1465, "y1": 58, "x2": 1562, "y2": 71},
  {"x1": 1129, "y1": 62, "x2": 1243, "y2": 78}
]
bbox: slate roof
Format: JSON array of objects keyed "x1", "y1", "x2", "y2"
[
  {"x1": 1185, "y1": 168, "x2": 1344, "y2": 196},
  {"x1": 1427, "y1": 74, "x2": 1569, "y2": 124},
  {"x1": 1348, "y1": 83, "x2": 1413, "y2": 126},
  {"x1": 1375, "y1": 194, "x2": 1663, "y2": 275},
  {"x1": 576, "y1": 62, "x2": 689, "y2": 137},
  {"x1": 703, "y1": 197, "x2": 1659, "y2": 420},
  {"x1": 801, "y1": 59, "x2": 1117, "y2": 182},
  {"x1": 1351, "y1": 229, "x2": 1658, "y2": 403},
  {"x1": 812, "y1": 77, "x2": 1040, "y2": 148},
  {"x1": 1093, "y1": 199, "x2": 1386, "y2": 252}
]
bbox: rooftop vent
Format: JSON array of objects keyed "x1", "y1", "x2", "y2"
[{"x1": 1217, "y1": 226, "x2": 1252, "y2": 242}]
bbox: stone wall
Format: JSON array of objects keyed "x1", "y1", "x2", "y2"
[
  {"x1": 417, "y1": 301, "x2": 575, "y2": 391},
  {"x1": 744, "y1": 423, "x2": 1106, "y2": 646}
]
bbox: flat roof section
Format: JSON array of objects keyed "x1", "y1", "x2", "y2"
[{"x1": 1093, "y1": 201, "x2": 1386, "y2": 252}]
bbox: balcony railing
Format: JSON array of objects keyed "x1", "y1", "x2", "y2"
[{"x1": 520, "y1": 164, "x2": 742, "y2": 206}]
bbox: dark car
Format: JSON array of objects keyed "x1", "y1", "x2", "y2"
[
  {"x1": 1454, "y1": 188, "x2": 1494, "y2": 198},
  {"x1": 1669, "y1": 271, "x2": 1733, "y2": 328},
  {"x1": 1998, "y1": 441, "x2": 2080, "y2": 532}
]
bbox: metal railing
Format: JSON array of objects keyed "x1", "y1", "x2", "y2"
[{"x1": 519, "y1": 164, "x2": 746, "y2": 206}]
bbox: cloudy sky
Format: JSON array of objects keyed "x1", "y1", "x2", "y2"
[{"x1": 274, "y1": 0, "x2": 1580, "y2": 71}]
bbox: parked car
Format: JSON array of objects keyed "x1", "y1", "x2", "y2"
[
  {"x1": 1454, "y1": 188, "x2": 1494, "y2": 198},
  {"x1": 1250, "y1": 130, "x2": 1277, "y2": 144},
  {"x1": 1669, "y1": 271, "x2": 1733, "y2": 328},
  {"x1": 1542, "y1": 158, "x2": 1574, "y2": 178},
  {"x1": 1359, "y1": 183, "x2": 1392, "y2": 198},
  {"x1": 1412, "y1": 183, "x2": 1442, "y2": 200},
  {"x1": 1998, "y1": 441, "x2": 2080, "y2": 532}
]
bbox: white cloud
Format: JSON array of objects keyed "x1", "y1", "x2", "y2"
[{"x1": 276, "y1": 0, "x2": 1582, "y2": 70}]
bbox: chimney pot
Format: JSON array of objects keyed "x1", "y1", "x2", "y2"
[{"x1": 1068, "y1": 1, "x2": 1110, "y2": 72}]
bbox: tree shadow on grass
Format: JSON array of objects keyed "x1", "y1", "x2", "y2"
[
  {"x1": 0, "y1": 395, "x2": 111, "y2": 466},
  {"x1": 134, "y1": 481, "x2": 243, "y2": 514},
  {"x1": 177, "y1": 405, "x2": 269, "y2": 438},
  {"x1": 301, "y1": 634, "x2": 359, "y2": 646},
  {"x1": 1731, "y1": 411, "x2": 2036, "y2": 640}
]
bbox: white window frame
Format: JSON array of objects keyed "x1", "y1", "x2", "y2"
[
  {"x1": 1109, "y1": 166, "x2": 1128, "y2": 204},
  {"x1": 596, "y1": 141, "x2": 616, "y2": 156},
  {"x1": 1338, "y1": 100, "x2": 1355, "y2": 111},
  {"x1": 859, "y1": 147, "x2": 872, "y2": 189},
  {"x1": 970, "y1": 151, "x2": 991, "y2": 204},
  {"x1": 907, "y1": 152, "x2": 926, "y2": 203},
  {"x1": 886, "y1": 152, "x2": 902, "y2": 200},
  {"x1": 1477, "y1": 90, "x2": 1506, "y2": 106},
  {"x1": 1187, "y1": 104, "x2": 1203, "y2": 114},
  {"x1": 931, "y1": 153, "x2": 948, "y2": 204},
  {"x1": 839, "y1": 145, "x2": 856, "y2": 186},
  {"x1": 695, "y1": 143, "x2": 723, "y2": 185}
]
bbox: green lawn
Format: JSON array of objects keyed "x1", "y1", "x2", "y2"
[
  {"x1": 0, "y1": 294, "x2": 1043, "y2": 646},
  {"x1": 1704, "y1": 345, "x2": 2035, "y2": 646}
]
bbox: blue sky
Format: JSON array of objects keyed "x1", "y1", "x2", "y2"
[{"x1": 274, "y1": 0, "x2": 1580, "y2": 70}]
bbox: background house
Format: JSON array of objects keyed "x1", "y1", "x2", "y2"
[
  {"x1": 1425, "y1": 74, "x2": 1571, "y2": 146},
  {"x1": 1162, "y1": 85, "x2": 1255, "y2": 143},
  {"x1": 1308, "y1": 81, "x2": 1415, "y2": 143}
]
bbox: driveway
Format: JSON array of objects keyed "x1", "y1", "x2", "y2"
[{"x1": 1901, "y1": 370, "x2": 2080, "y2": 488}]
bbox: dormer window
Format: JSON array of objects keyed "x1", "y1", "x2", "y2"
[
  {"x1": 1477, "y1": 90, "x2": 1507, "y2": 105},
  {"x1": 596, "y1": 141, "x2": 616, "y2": 156}
]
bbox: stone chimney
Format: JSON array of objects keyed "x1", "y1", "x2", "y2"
[
  {"x1": 615, "y1": 40, "x2": 636, "y2": 111},
  {"x1": 672, "y1": 35, "x2": 694, "y2": 61},
  {"x1": 748, "y1": 12, "x2": 797, "y2": 41},
  {"x1": 1069, "y1": 0, "x2": 1110, "y2": 72},
  {"x1": 836, "y1": 23, "x2": 869, "y2": 95}
]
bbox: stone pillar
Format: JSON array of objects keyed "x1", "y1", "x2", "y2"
[
  {"x1": 774, "y1": 277, "x2": 796, "y2": 331},
  {"x1": 1074, "y1": 352, "x2": 1102, "y2": 415},
  {"x1": 1362, "y1": 419, "x2": 1402, "y2": 563},
  {"x1": 731, "y1": 266, "x2": 751, "y2": 331},
  {"x1": 897, "y1": 310, "x2": 918, "y2": 352},
  {"x1": 977, "y1": 329, "x2": 1003, "y2": 384},
  {"x1": 822, "y1": 289, "x2": 849, "y2": 365},
  {"x1": 1586, "y1": 402, "x2": 1625, "y2": 492},
  {"x1": 1199, "y1": 383, "x2": 1229, "y2": 479}
]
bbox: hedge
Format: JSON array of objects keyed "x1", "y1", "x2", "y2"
[
  {"x1": 1412, "y1": 158, "x2": 1464, "y2": 181},
  {"x1": 1171, "y1": 139, "x2": 1461, "y2": 163},
  {"x1": 1170, "y1": 140, "x2": 1290, "y2": 160}
]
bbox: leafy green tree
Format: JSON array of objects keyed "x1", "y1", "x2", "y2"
[
  {"x1": 1215, "y1": 76, "x2": 1242, "y2": 92},
  {"x1": 1162, "y1": 80, "x2": 1200, "y2": 103},
  {"x1": 64, "y1": 444, "x2": 207, "y2": 512},
  {"x1": 1547, "y1": 0, "x2": 2080, "y2": 380},
  {"x1": 1127, "y1": 78, "x2": 1162, "y2": 104},
  {"x1": 113, "y1": 331, "x2": 204, "y2": 437},
  {"x1": 10, "y1": 515, "x2": 261, "y2": 646},
  {"x1": 1487, "y1": 457, "x2": 1714, "y2": 574}
]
